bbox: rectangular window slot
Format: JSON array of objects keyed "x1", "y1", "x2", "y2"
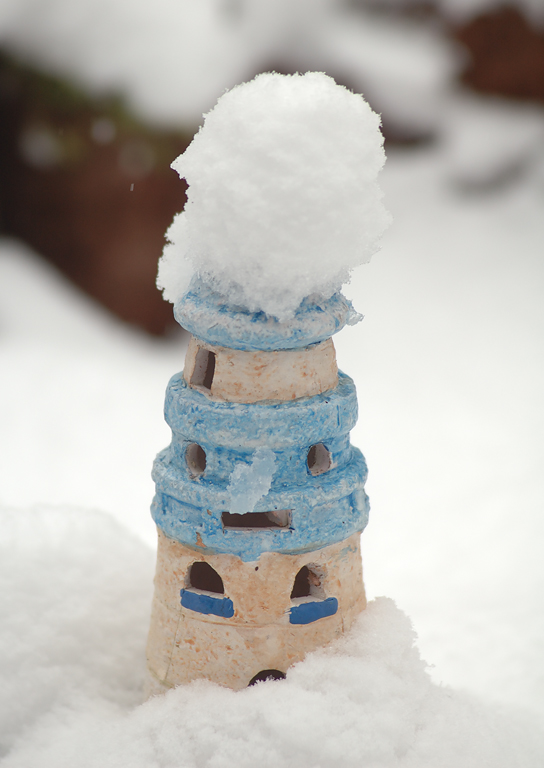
[
  {"x1": 191, "y1": 348, "x2": 216, "y2": 391},
  {"x1": 221, "y1": 510, "x2": 291, "y2": 530}
]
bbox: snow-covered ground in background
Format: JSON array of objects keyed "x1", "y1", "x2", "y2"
[
  {"x1": 3, "y1": 0, "x2": 543, "y2": 197},
  {"x1": 337, "y1": 145, "x2": 544, "y2": 720},
  {"x1": 3, "y1": 0, "x2": 543, "y2": 145},
  {"x1": 1, "y1": 145, "x2": 543, "y2": 763},
  {"x1": 0, "y1": 0, "x2": 457, "y2": 134}
]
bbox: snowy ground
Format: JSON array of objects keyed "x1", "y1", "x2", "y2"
[
  {"x1": 0, "y1": 0, "x2": 458, "y2": 134},
  {"x1": 1, "y1": 143, "x2": 543, "y2": 763}
]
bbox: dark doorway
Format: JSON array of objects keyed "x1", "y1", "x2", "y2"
[{"x1": 248, "y1": 669, "x2": 286, "y2": 686}]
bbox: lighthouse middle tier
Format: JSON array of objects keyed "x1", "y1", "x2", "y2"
[{"x1": 146, "y1": 281, "x2": 370, "y2": 693}]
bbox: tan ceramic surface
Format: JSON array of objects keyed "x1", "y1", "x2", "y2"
[
  {"x1": 183, "y1": 336, "x2": 338, "y2": 403},
  {"x1": 146, "y1": 529, "x2": 366, "y2": 693}
]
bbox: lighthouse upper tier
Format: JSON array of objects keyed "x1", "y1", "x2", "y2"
[{"x1": 151, "y1": 278, "x2": 369, "y2": 564}]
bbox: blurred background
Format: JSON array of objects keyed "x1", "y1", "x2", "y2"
[
  {"x1": 1, "y1": 0, "x2": 543, "y2": 333},
  {"x1": 0, "y1": 0, "x2": 543, "y2": 721}
]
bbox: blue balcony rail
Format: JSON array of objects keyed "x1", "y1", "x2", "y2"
[
  {"x1": 180, "y1": 589, "x2": 234, "y2": 618},
  {"x1": 289, "y1": 597, "x2": 338, "y2": 625}
]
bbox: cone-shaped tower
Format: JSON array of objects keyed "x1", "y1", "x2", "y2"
[{"x1": 145, "y1": 279, "x2": 369, "y2": 694}]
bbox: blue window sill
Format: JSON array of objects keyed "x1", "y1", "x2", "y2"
[
  {"x1": 180, "y1": 589, "x2": 234, "y2": 618},
  {"x1": 289, "y1": 597, "x2": 338, "y2": 625}
]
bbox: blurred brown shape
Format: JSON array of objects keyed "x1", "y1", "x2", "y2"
[
  {"x1": 454, "y1": 6, "x2": 544, "y2": 103},
  {"x1": 2, "y1": 5, "x2": 543, "y2": 338},
  {"x1": 0, "y1": 54, "x2": 192, "y2": 335}
]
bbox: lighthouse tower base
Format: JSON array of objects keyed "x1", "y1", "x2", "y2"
[{"x1": 145, "y1": 529, "x2": 366, "y2": 694}]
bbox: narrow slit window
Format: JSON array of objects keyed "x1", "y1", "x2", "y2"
[
  {"x1": 188, "y1": 561, "x2": 224, "y2": 594},
  {"x1": 186, "y1": 443, "x2": 206, "y2": 477},
  {"x1": 191, "y1": 348, "x2": 216, "y2": 391},
  {"x1": 307, "y1": 443, "x2": 331, "y2": 476},
  {"x1": 221, "y1": 510, "x2": 291, "y2": 529}
]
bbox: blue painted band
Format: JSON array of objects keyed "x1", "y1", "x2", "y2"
[
  {"x1": 153, "y1": 445, "x2": 367, "y2": 516},
  {"x1": 289, "y1": 597, "x2": 338, "y2": 625},
  {"x1": 151, "y1": 485, "x2": 369, "y2": 561},
  {"x1": 173, "y1": 277, "x2": 361, "y2": 351},
  {"x1": 180, "y1": 589, "x2": 235, "y2": 618},
  {"x1": 170, "y1": 434, "x2": 354, "y2": 487},
  {"x1": 164, "y1": 371, "x2": 358, "y2": 450}
]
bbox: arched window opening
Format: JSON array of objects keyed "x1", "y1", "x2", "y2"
[
  {"x1": 188, "y1": 561, "x2": 224, "y2": 594},
  {"x1": 191, "y1": 348, "x2": 216, "y2": 391},
  {"x1": 307, "y1": 443, "x2": 331, "y2": 476},
  {"x1": 290, "y1": 565, "x2": 325, "y2": 600},
  {"x1": 291, "y1": 565, "x2": 311, "y2": 598},
  {"x1": 186, "y1": 443, "x2": 206, "y2": 477},
  {"x1": 248, "y1": 669, "x2": 286, "y2": 686}
]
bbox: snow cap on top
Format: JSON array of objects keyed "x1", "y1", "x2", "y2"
[{"x1": 157, "y1": 71, "x2": 391, "y2": 321}]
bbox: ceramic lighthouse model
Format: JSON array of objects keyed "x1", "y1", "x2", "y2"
[{"x1": 146, "y1": 72, "x2": 390, "y2": 694}]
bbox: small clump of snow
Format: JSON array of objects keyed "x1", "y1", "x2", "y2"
[
  {"x1": 227, "y1": 447, "x2": 276, "y2": 514},
  {"x1": 157, "y1": 71, "x2": 391, "y2": 321}
]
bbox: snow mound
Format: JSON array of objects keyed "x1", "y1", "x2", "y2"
[
  {"x1": 1, "y1": 505, "x2": 543, "y2": 767},
  {"x1": 157, "y1": 71, "x2": 391, "y2": 321},
  {"x1": 0, "y1": 505, "x2": 155, "y2": 759}
]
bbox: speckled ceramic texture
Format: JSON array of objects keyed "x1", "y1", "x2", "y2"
[
  {"x1": 151, "y1": 371, "x2": 369, "y2": 562},
  {"x1": 145, "y1": 530, "x2": 366, "y2": 693},
  {"x1": 183, "y1": 336, "x2": 338, "y2": 403},
  {"x1": 147, "y1": 284, "x2": 369, "y2": 693},
  {"x1": 162, "y1": 370, "x2": 358, "y2": 449},
  {"x1": 174, "y1": 277, "x2": 361, "y2": 351}
]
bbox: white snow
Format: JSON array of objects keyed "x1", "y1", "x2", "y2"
[
  {"x1": 1, "y1": 504, "x2": 543, "y2": 767},
  {"x1": 1, "y1": 136, "x2": 544, "y2": 761},
  {"x1": 441, "y1": 93, "x2": 544, "y2": 189},
  {"x1": 0, "y1": 240, "x2": 184, "y2": 544},
  {"x1": 227, "y1": 448, "x2": 276, "y2": 515},
  {"x1": 314, "y1": 10, "x2": 458, "y2": 137},
  {"x1": 336, "y1": 145, "x2": 544, "y2": 718},
  {"x1": 158, "y1": 72, "x2": 391, "y2": 320},
  {"x1": 0, "y1": 505, "x2": 155, "y2": 759}
]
